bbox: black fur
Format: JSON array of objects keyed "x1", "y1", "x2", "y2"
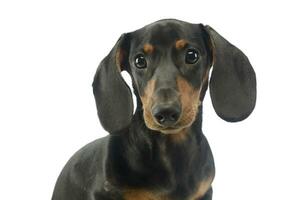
[{"x1": 52, "y1": 19, "x2": 256, "y2": 200}]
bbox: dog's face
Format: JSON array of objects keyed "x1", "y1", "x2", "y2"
[
  {"x1": 127, "y1": 22, "x2": 211, "y2": 133},
  {"x1": 93, "y1": 19, "x2": 257, "y2": 133}
]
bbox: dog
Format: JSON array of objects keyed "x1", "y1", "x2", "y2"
[{"x1": 52, "y1": 19, "x2": 256, "y2": 200}]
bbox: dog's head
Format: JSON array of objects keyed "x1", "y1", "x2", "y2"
[{"x1": 93, "y1": 19, "x2": 256, "y2": 134}]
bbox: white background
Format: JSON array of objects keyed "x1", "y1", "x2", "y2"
[{"x1": 0, "y1": 0, "x2": 296, "y2": 199}]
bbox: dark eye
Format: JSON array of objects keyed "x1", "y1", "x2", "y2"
[
  {"x1": 185, "y1": 49, "x2": 199, "y2": 64},
  {"x1": 134, "y1": 54, "x2": 147, "y2": 69}
]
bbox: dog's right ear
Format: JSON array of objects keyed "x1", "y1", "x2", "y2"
[{"x1": 92, "y1": 34, "x2": 133, "y2": 133}]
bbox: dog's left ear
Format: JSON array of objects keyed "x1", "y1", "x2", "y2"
[
  {"x1": 204, "y1": 25, "x2": 257, "y2": 122},
  {"x1": 92, "y1": 34, "x2": 133, "y2": 133}
]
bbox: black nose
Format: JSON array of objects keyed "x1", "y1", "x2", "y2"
[{"x1": 152, "y1": 104, "x2": 181, "y2": 126}]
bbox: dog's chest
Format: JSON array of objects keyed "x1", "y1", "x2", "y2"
[
  {"x1": 120, "y1": 155, "x2": 214, "y2": 200},
  {"x1": 107, "y1": 130, "x2": 214, "y2": 200}
]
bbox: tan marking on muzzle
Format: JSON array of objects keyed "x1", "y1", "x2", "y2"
[
  {"x1": 176, "y1": 76, "x2": 201, "y2": 128},
  {"x1": 143, "y1": 44, "x2": 154, "y2": 54},
  {"x1": 140, "y1": 76, "x2": 207, "y2": 135},
  {"x1": 175, "y1": 39, "x2": 188, "y2": 50},
  {"x1": 140, "y1": 80, "x2": 158, "y2": 130}
]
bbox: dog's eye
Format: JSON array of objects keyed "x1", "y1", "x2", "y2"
[
  {"x1": 135, "y1": 54, "x2": 147, "y2": 69},
  {"x1": 185, "y1": 49, "x2": 199, "y2": 64}
]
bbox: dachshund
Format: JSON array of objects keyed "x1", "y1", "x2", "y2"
[{"x1": 52, "y1": 19, "x2": 257, "y2": 200}]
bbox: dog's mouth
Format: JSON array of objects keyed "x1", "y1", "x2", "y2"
[
  {"x1": 158, "y1": 126, "x2": 187, "y2": 134},
  {"x1": 143, "y1": 111, "x2": 197, "y2": 134}
]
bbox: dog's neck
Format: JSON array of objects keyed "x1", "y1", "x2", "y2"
[{"x1": 106, "y1": 106, "x2": 205, "y2": 196}]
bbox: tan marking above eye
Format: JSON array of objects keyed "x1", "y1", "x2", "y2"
[
  {"x1": 175, "y1": 39, "x2": 188, "y2": 50},
  {"x1": 143, "y1": 44, "x2": 154, "y2": 54}
]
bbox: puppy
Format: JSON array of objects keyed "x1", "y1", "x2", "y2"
[{"x1": 52, "y1": 19, "x2": 256, "y2": 200}]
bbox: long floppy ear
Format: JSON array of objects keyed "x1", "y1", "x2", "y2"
[
  {"x1": 92, "y1": 34, "x2": 133, "y2": 133},
  {"x1": 204, "y1": 25, "x2": 257, "y2": 122}
]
